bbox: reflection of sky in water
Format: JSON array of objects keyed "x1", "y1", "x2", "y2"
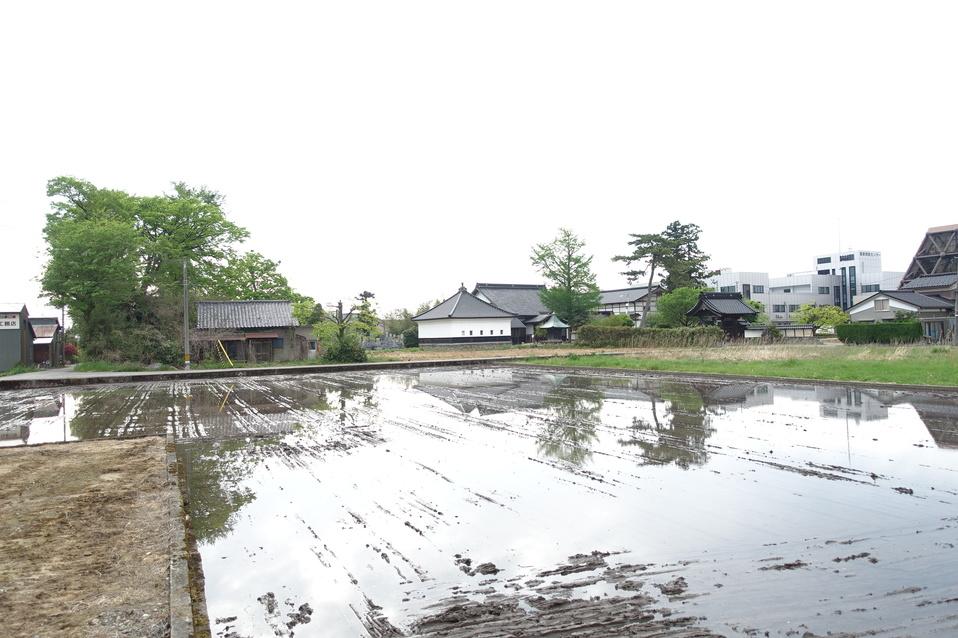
[{"x1": 2, "y1": 368, "x2": 957, "y2": 636}]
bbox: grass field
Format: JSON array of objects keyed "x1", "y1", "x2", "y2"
[{"x1": 520, "y1": 344, "x2": 958, "y2": 386}]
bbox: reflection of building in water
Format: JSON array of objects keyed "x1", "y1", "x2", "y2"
[
  {"x1": 0, "y1": 396, "x2": 64, "y2": 446},
  {"x1": 894, "y1": 396, "x2": 958, "y2": 449},
  {"x1": 415, "y1": 369, "x2": 567, "y2": 416}
]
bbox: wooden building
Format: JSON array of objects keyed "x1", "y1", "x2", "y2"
[
  {"x1": 29, "y1": 317, "x2": 63, "y2": 367},
  {"x1": 195, "y1": 300, "x2": 313, "y2": 363}
]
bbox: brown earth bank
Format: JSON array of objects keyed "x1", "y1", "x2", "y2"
[{"x1": 0, "y1": 437, "x2": 173, "y2": 637}]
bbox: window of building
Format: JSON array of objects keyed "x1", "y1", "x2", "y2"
[
  {"x1": 753, "y1": 285, "x2": 765, "y2": 293},
  {"x1": 272, "y1": 338, "x2": 284, "y2": 349},
  {"x1": 874, "y1": 299, "x2": 889, "y2": 311},
  {"x1": 817, "y1": 269, "x2": 830, "y2": 275},
  {"x1": 720, "y1": 285, "x2": 736, "y2": 293},
  {"x1": 773, "y1": 304, "x2": 786, "y2": 313},
  {"x1": 788, "y1": 304, "x2": 800, "y2": 312},
  {"x1": 479, "y1": 330, "x2": 483, "y2": 335},
  {"x1": 469, "y1": 330, "x2": 473, "y2": 335},
  {"x1": 461, "y1": 331, "x2": 465, "y2": 336},
  {"x1": 818, "y1": 286, "x2": 830, "y2": 294},
  {"x1": 817, "y1": 257, "x2": 831, "y2": 264},
  {"x1": 861, "y1": 284, "x2": 880, "y2": 292},
  {"x1": 783, "y1": 288, "x2": 791, "y2": 293},
  {"x1": 840, "y1": 254, "x2": 854, "y2": 261}
]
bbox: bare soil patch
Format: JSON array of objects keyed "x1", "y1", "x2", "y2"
[{"x1": 0, "y1": 437, "x2": 173, "y2": 637}]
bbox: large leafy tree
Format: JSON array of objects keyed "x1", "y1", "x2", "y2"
[
  {"x1": 794, "y1": 304, "x2": 849, "y2": 330},
  {"x1": 41, "y1": 177, "x2": 298, "y2": 363},
  {"x1": 530, "y1": 228, "x2": 602, "y2": 328},
  {"x1": 205, "y1": 251, "x2": 299, "y2": 301}
]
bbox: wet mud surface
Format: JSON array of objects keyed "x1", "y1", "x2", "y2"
[{"x1": 2, "y1": 367, "x2": 958, "y2": 636}]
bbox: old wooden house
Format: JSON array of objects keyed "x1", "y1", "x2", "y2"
[{"x1": 195, "y1": 300, "x2": 314, "y2": 363}]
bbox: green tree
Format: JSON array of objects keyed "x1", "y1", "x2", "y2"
[
  {"x1": 384, "y1": 309, "x2": 415, "y2": 336},
  {"x1": 794, "y1": 304, "x2": 849, "y2": 330},
  {"x1": 316, "y1": 302, "x2": 367, "y2": 363},
  {"x1": 206, "y1": 251, "x2": 299, "y2": 301},
  {"x1": 613, "y1": 231, "x2": 674, "y2": 328},
  {"x1": 745, "y1": 299, "x2": 771, "y2": 325},
  {"x1": 649, "y1": 287, "x2": 703, "y2": 327},
  {"x1": 353, "y1": 291, "x2": 381, "y2": 339},
  {"x1": 659, "y1": 221, "x2": 717, "y2": 290},
  {"x1": 530, "y1": 228, "x2": 602, "y2": 328},
  {"x1": 292, "y1": 297, "x2": 325, "y2": 327},
  {"x1": 614, "y1": 221, "x2": 716, "y2": 326},
  {"x1": 41, "y1": 177, "x2": 302, "y2": 363}
]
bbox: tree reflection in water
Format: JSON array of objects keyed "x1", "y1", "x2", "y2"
[
  {"x1": 536, "y1": 379, "x2": 603, "y2": 466},
  {"x1": 178, "y1": 437, "x2": 277, "y2": 544},
  {"x1": 620, "y1": 382, "x2": 714, "y2": 469}
]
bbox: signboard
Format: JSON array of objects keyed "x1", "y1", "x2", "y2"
[{"x1": 0, "y1": 313, "x2": 20, "y2": 330}]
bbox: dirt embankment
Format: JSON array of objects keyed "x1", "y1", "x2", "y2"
[{"x1": 0, "y1": 438, "x2": 174, "y2": 637}]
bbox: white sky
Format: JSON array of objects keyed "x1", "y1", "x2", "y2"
[{"x1": 2, "y1": 1, "x2": 956, "y2": 321}]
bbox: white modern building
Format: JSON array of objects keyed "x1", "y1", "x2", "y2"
[
  {"x1": 709, "y1": 249, "x2": 904, "y2": 324},
  {"x1": 812, "y1": 250, "x2": 903, "y2": 308}
]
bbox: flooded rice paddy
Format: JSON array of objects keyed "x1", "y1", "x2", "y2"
[{"x1": 1, "y1": 366, "x2": 957, "y2": 636}]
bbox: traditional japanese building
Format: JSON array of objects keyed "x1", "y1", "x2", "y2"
[
  {"x1": 686, "y1": 292, "x2": 758, "y2": 339},
  {"x1": 413, "y1": 285, "x2": 518, "y2": 346}
]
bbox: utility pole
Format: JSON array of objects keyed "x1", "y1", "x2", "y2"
[
  {"x1": 953, "y1": 274, "x2": 957, "y2": 346},
  {"x1": 183, "y1": 259, "x2": 191, "y2": 369},
  {"x1": 60, "y1": 306, "x2": 65, "y2": 367}
]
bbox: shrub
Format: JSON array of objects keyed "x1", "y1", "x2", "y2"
[
  {"x1": 590, "y1": 314, "x2": 634, "y2": 328},
  {"x1": 402, "y1": 327, "x2": 419, "y2": 348},
  {"x1": 576, "y1": 325, "x2": 724, "y2": 348},
  {"x1": 835, "y1": 322, "x2": 922, "y2": 344},
  {"x1": 317, "y1": 321, "x2": 368, "y2": 363}
]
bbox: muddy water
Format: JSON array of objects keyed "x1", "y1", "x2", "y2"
[{"x1": 2, "y1": 367, "x2": 957, "y2": 636}]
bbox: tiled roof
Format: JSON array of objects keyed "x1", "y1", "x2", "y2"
[
  {"x1": 413, "y1": 287, "x2": 516, "y2": 321},
  {"x1": 599, "y1": 286, "x2": 658, "y2": 305},
  {"x1": 901, "y1": 274, "x2": 958, "y2": 290},
  {"x1": 196, "y1": 300, "x2": 298, "y2": 329},
  {"x1": 855, "y1": 290, "x2": 954, "y2": 310},
  {"x1": 473, "y1": 283, "x2": 548, "y2": 317},
  {"x1": 687, "y1": 293, "x2": 757, "y2": 317}
]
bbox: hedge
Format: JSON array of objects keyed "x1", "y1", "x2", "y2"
[
  {"x1": 576, "y1": 325, "x2": 724, "y2": 348},
  {"x1": 835, "y1": 322, "x2": 923, "y2": 344}
]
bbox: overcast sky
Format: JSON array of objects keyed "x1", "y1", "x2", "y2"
[{"x1": 2, "y1": 1, "x2": 956, "y2": 321}]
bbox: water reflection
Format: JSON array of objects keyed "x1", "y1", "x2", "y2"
[
  {"x1": 620, "y1": 383, "x2": 714, "y2": 469},
  {"x1": 179, "y1": 438, "x2": 275, "y2": 543},
  {"x1": 537, "y1": 382, "x2": 603, "y2": 465}
]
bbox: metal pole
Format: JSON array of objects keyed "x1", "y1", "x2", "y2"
[
  {"x1": 60, "y1": 306, "x2": 65, "y2": 367},
  {"x1": 183, "y1": 259, "x2": 191, "y2": 369}
]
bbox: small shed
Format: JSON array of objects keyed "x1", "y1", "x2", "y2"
[
  {"x1": 413, "y1": 285, "x2": 517, "y2": 346},
  {"x1": 686, "y1": 292, "x2": 758, "y2": 339},
  {"x1": 528, "y1": 313, "x2": 570, "y2": 341},
  {"x1": 0, "y1": 304, "x2": 34, "y2": 372},
  {"x1": 195, "y1": 300, "x2": 313, "y2": 363},
  {"x1": 29, "y1": 317, "x2": 64, "y2": 367}
]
